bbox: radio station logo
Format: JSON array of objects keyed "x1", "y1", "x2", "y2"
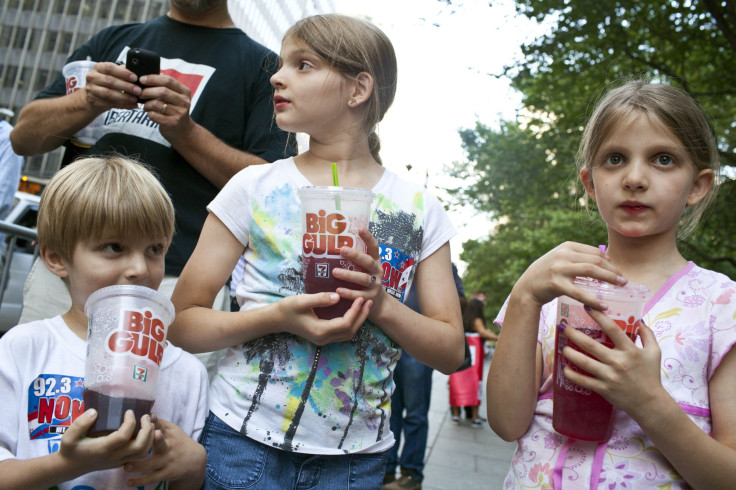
[{"x1": 28, "y1": 374, "x2": 85, "y2": 441}]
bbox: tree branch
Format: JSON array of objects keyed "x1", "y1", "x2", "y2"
[{"x1": 701, "y1": 0, "x2": 736, "y2": 53}]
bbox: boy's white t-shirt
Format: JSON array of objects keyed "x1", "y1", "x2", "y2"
[
  {"x1": 207, "y1": 157, "x2": 456, "y2": 455},
  {"x1": 0, "y1": 316, "x2": 209, "y2": 489}
]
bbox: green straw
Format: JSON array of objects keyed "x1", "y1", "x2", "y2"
[
  {"x1": 332, "y1": 162, "x2": 339, "y2": 186},
  {"x1": 332, "y1": 162, "x2": 341, "y2": 210}
]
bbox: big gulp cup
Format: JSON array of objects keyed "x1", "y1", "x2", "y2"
[
  {"x1": 299, "y1": 186, "x2": 374, "y2": 320},
  {"x1": 62, "y1": 59, "x2": 104, "y2": 147},
  {"x1": 83, "y1": 285, "x2": 175, "y2": 437},
  {"x1": 553, "y1": 277, "x2": 650, "y2": 442}
]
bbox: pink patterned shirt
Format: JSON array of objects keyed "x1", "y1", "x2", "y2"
[{"x1": 495, "y1": 263, "x2": 736, "y2": 489}]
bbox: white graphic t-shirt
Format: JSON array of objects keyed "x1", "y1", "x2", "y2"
[
  {"x1": 208, "y1": 158, "x2": 456, "y2": 454},
  {"x1": 0, "y1": 316, "x2": 208, "y2": 489}
]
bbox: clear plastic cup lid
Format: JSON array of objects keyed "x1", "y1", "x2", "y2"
[
  {"x1": 298, "y1": 186, "x2": 374, "y2": 201},
  {"x1": 573, "y1": 276, "x2": 651, "y2": 301},
  {"x1": 84, "y1": 284, "x2": 174, "y2": 324}
]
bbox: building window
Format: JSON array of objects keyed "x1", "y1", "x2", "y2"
[{"x1": 12, "y1": 28, "x2": 28, "y2": 50}]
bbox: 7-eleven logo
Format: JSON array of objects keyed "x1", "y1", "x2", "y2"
[
  {"x1": 133, "y1": 364, "x2": 148, "y2": 382},
  {"x1": 316, "y1": 263, "x2": 329, "y2": 278}
]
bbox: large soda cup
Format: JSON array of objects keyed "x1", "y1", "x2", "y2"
[
  {"x1": 62, "y1": 60, "x2": 96, "y2": 95},
  {"x1": 553, "y1": 277, "x2": 650, "y2": 442},
  {"x1": 299, "y1": 186, "x2": 374, "y2": 320},
  {"x1": 83, "y1": 285, "x2": 175, "y2": 437},
  {"x1": 62, "y1": 59, "x2": 104, "y2": 147}
]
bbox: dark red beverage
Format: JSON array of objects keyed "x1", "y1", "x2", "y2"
[
  {"x1": 83, "y1": 389, "x2": 153, "y2": 438},
  {"x1": 303, "y1": 256, "x2": 366, "y2": 320},
  {"x1": 552, "y1": 325, "x2": 637, "y2": 442}
]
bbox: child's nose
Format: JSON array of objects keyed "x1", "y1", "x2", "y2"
[
  {"x1": 622, "y1": 160, "x2": 648, "y2": 191},
  {"x1": 271, "y1": 69, "x2": 284, "y2": 88},
  {"x1": 125, "y1": 252, "x2": 149, "y2": 278}
]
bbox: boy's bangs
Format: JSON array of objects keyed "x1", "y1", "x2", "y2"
[{"x1": 81, "y1": 190, "x2": 173, "y2": 245}]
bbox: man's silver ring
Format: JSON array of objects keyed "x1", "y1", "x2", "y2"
[
  {"x1": 161, "y1": 103, "x2": 168, "y2": 114},
  {"x1": 370, "y1": 275, "x2": 376, "y2": 284}
]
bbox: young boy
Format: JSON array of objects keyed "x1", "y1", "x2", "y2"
[{"x1": 0, "y1": 156, "x2": 208, "y2": 489}]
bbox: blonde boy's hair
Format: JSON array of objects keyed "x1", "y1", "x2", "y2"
[{"x1": 38, "y1": 155, "x2": 175, "y2": 261}]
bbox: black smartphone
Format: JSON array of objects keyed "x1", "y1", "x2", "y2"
[{"x1": 126, "y1": 48, "x2": 160, "y2": 102}]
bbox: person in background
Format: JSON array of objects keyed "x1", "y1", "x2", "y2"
[
  {"x1": 487, "y1": 80, "x2": 736, "y2": 488},
  {"x1": 470, "y1": 290, "x2": 487, "y2": 304},
  {"x1": 448, "y1": 298, "x2": 498, "y2": 427},
  {"x1": 0, "y1": 117, "x2": 24, "y2": 223},
  {"x1": 9, "y1": 0, "x2": 295, "y2": 376},
  {"x1": 167, "y1": 14, "x2": 464, "y2": 489},
  {"x1": 464, "y1": 290, "x2": 492, "y2": 420},
  {"x1": 384, "y1": 263, "x2": 465, "y2": 490},
  {"x1": 0, "y1": 156, "x2": 208, "y2": 489},
  {"x1": 0, "y1": 116, "x2": 25, "y2": 250}
]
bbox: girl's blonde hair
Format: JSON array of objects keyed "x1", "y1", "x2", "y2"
[
  {"x1": 284, "y1": 14, "x2": 398, "y2": 164},
  {"x1": 38, "y1": 155, "x2": 175, "y2": 261},
  {"x1": 577, "y1": 80, "x2": 720, "y2": 237}
]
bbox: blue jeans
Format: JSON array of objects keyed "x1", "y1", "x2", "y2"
[
  {"x1": 386, "y1": 351, "x2": 433, "y2": 482},
  {"x1": 200, "y1": 412, "x2": 388, "y2": 489}
]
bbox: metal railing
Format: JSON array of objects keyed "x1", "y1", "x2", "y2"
[{"x1": 0, "y1": 220, "x2": 38, "y2": 305}]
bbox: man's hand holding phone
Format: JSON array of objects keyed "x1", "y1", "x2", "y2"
[
  {"x1": 76, "y1": 61, "x2": 140, "y2": 113},
  {"x1": 122, "y1": 47, "x2": 194, "y2": 141},
  {"x1": 126, "y1": 48, "x2": 160, "y2": 103}
]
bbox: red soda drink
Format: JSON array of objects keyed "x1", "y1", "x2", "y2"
[
  {"x1": 553, "y1": 322, "x2": 638, "y2": 441},
  {"x1": 552, "y1": 278, "x2": 649, "y2": 442},
  {"x1": 83, "y1": 285, "x2": 174, "y2": 437},
  {"x1": 299, "y1": 187, "x2": 374, "y2": 320},
  {"x1": 302, "y1": 255, "x2": 366, "y2": 320},
  {"x1": 83, "y1": 388, "x2": 154, "y2": 437}
]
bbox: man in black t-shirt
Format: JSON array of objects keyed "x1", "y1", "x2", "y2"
[{"x1": 10, "y1": 0, "x2": 295, "y2": 337}]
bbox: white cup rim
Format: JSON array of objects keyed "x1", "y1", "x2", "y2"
[
  {"x1": 298, "y1": 185, "x2": 375, "y2": 201},
  {"x1": 62, "y1": 59, "x2": 96, "y2": 74},
  {"x1": 84, "y1": 284, "x2": 174, "y2": 324}
]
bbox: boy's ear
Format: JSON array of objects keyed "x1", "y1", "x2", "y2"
[
  {"x1": 580, "y1": 167, "x2": 596, "y2": 202},
  {"x1": 40, "y1": 247, "x2": 69, "y2": 279},
  {"x1": 687, "y1": 168, "x2": 714, "y2": 206},
  {"x1": 348, "y1": 72, "x2": 373, "y2": 107}
]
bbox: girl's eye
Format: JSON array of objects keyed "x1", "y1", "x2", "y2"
[
  {"x1": 298, "y1": 61, "x2": 312, "y2": 70},
  {"x1": 605, "y1": 153, "x2": 623, "y2": 165},
  {"x1": 655, "y1": 154, "x2": 674, "y2": 166}
]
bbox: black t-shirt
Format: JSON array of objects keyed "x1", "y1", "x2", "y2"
[{"x1": 37, "y1": 16, "x2": 295, "y2": 275}]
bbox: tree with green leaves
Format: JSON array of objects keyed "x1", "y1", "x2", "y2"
[
  {"x1": 448, "y1": 120, "x2": 607, "y2": 317},
  {"x1": 446, "y1": 0, "x2": 736, "y2": 317},
  {"x1": 508, "y1": 0, "x2": 736, "y2": 164}
]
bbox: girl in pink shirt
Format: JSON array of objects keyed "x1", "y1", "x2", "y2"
[{"x1": 487, "y1": 80, "x2": 736, "y2": 489}]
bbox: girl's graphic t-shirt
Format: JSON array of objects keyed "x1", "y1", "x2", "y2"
[{"x1": 207, "y1": 158, "x2": 455, "y2": 454}]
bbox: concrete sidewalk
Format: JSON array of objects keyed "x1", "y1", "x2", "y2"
[{"x1": 421, "y1": 358, "x2": 516, "y2": 489}]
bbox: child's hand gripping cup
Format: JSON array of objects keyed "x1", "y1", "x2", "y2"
[
  {"x1": 553, "y1": 277, "x2": 650, "y2": 442},
  {"x1": 299, "y1": 186, "x2": 374, "y2": 320},
  {"x1": 83, "y1": 285, "x2": 175, "y2": 437}
]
